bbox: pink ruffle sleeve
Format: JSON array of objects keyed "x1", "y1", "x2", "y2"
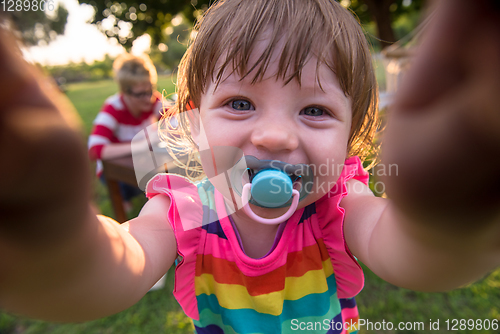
[
  {"x1": 145, "y1": 173, "x2": 203, "y2": 320},
  {"x1": 315, "y1": 156, "x2": 369, "y2": 298}
]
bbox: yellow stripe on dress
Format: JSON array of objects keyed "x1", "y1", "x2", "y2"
[{"x1": 194, "y1": 258, "x2": 334, "y2": 316}]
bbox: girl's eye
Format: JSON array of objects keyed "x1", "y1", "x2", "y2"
[
  {"x1": 301, "y1": 106, "x2": 325, "y2": 117},
  {"x1": 231, "y1": 99, "x2": 253, "y2": 111}
]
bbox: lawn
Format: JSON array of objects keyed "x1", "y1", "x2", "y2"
[{"x1": 1, "y1": 76, "x2": 499, "y2": 334}]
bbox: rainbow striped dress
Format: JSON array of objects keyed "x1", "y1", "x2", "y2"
[{"x1": 146, "y1": 156, "x2": 368, "y2": 334}]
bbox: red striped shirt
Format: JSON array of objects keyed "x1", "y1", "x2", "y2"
[{"x1": 88, "y1": 92, "x2": 164, "y2": 176}]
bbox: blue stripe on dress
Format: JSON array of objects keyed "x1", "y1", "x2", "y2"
[
  {"x1": 195, "y1": 275, "x2": 338, "y2": 334},
  {"x1": 298, "y1": 203, "x2": 316, "y2": 224},
  {"x1": 194, "y1": 324, "x2": 225, "y2": 334},
  {"x1": 202, "y1": 219, "x2": 228, "y2": 240},
  {"x1": 326, "y1": 312, "x2": 344, "y2": 334},
  {"x1": 339, "y1": 298, "x2": 357, "y2": 309}
]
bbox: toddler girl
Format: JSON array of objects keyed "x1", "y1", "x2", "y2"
[
  {"x1": 0, "y1": 0, "x2": 498, "y2": 333},
  {"x1": 148, "y1": 1, "x2": 378, "y2": 332}
]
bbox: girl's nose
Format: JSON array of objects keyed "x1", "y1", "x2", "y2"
[{"x1": 250, "y1": 120, "x2": 299, "y2": 153}]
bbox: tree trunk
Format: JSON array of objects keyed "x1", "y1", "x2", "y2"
[{"x1": 363, "y1": 0, "x2": 397, "y2": 49}]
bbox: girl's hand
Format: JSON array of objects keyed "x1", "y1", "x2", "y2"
[
  {"x1": 0, "y1": 28, "x2": 90, "y2": 243},
  {"x1": 0, "y1": 29, "x2": 177, "y2": 321},
  {"x1": 346, "y1": 0, "x2": 500, "y2": 291},
  {"x1": 382, "y1": 0, "x2": 500, "y2": 227}
]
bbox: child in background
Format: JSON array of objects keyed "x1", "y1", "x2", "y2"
[
  {"x1": 88, "y1": 53, "x2": 163, "y2": 208},
  {"x1": 0, "y1": 0, "x2": 499, "y2": 333}
]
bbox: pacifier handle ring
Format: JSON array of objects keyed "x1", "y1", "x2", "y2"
[{"x1": 241, "y1": 183, "x2": 300, "y2": 225}]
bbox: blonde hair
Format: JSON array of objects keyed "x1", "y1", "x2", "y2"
[
  {"x1": 113, "y1": 53, "x2": 158, "y2": 93},
  {"x1": 162, "y1": 0, "x2": 379, "y2": 178}
]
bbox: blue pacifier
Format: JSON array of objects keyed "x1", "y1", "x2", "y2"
[
  {"x1": 250, "y1": 169, "x2": 294, "y2": 208},
  {"x1": 230, "y1": 156, "x2": 313, "y2": 224}
]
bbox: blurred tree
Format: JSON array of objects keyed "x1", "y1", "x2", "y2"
[
  {"x1": 44, "y1": 55, "x2": 115, "y2": 83},
  {"x1": 0, "y1": 2, "x2": 68, "y2": 46},
  {"x1": 78, "y1": 0, "x2": 210, "y2": 49},
  {"x1": 78, "y1": 0, "x2": 424, "y2": 54},
  {"x1": 347, "y1": 0, "x2": 425, "y2": 49},
  {"x1": 149, "y1": 20, "x2": 191, "y2": 71}
]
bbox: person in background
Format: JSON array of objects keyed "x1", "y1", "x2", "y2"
[{"x1": 88, "y1": 53, "x2": 164, "y2": 211}]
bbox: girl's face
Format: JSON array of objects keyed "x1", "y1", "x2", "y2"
[{"x1": 196, "y1": 41, "x2": 352, "y2": 218}]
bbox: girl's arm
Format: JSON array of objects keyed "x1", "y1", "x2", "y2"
[
  {"x1": 343, "y1": 0, "x2": 500, "y2": 291},
  {"x1": 0, "y1": 29, "x2": 177, "y2": 321},
  {"x1": 1, "y1": 196, "x2": 177, "y2": 322},
  {"x1": 342, "y1": 182, "x2": 500, "y2": 291}
]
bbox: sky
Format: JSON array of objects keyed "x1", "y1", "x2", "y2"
[{"x1": 26, "y1": 0, "x2": 151, "y2": 66}]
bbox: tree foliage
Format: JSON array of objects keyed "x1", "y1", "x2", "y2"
[
  {"x1": 78, "y1": 0, "x2": 424, "y2": 52},
  {"x1": 0, "y1": 2, "x2": 68, "y2": 46},
  {"x1": 44, "y1": 54, "x2": 115, "y2": 84},
  {"x1": 78, "y1": 0, "x2": 211, "y2": 49},
  {"x1": 347, "y1": 0, "x2": 425, "y2": 49},
  {"x1": 149, "y1": 20, "x2": 192, "y2": 71}
]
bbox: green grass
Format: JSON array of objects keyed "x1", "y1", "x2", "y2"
[
  {"x1": 1, "y1": 76, "x2": 499, "y2": 333},
  {"x1": 358, "y1": 264, "x2": 500, "y2": 333}
]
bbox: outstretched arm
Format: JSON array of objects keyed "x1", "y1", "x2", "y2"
[
  {"x1": 343, "y1": 0, "x2": 500, "y2": 291},
  {"x1": 0, "y1": 29, "x2": 176, "y2": 321},
  {"x1": 343, "y1": 181, "x2": 500, "y2": 291}
]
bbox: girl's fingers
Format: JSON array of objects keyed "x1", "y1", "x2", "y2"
[
  {"x1": 382, "y1": 0, "x2": 500, "y2": 221},
  {"x1": 0, "y1": 28, "x2": 88, "y2": 231}
]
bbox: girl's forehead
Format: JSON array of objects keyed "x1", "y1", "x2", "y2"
[
  {"x1": 211, "y1": 33, "x2": 340, "y2": 92},
  {"x1": 212, "y1": 53, "x2": 342, "y2": 97}
]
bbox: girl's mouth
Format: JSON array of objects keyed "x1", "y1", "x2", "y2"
[{"x1": 230, "y1": 155, "x2": 313, "y2": 209}]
